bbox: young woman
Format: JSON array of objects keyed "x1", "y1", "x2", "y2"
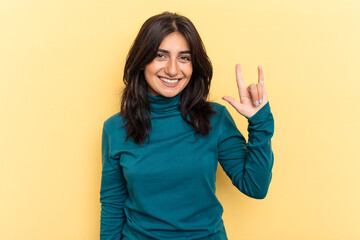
[{"x1": 100, "y1": 12, "x2": 274, "y2": 240}]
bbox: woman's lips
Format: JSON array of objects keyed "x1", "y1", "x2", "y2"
[{"x1": 158, "y1": 76, "x2": 182, "y2": 87}]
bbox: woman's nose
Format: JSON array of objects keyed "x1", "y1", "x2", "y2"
[{"x1": 165, "y1": 59, "x2": 179, "y2": 77}]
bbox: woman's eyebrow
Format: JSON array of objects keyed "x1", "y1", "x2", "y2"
[{"x1": 158, "y1": 49, "x2": 191, "y2": 54}]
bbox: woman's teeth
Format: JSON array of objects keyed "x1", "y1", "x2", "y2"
[{"x1": 159, "y1": 77, "x2": 180, "y2": 84}]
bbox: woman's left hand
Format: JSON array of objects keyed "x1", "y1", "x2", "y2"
[{"x1": 222, "y1": 64, "x2": 269, "y2": 119}]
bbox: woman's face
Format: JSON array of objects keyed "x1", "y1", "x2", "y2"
[{"x1": 144, "y1": 32, "x2": 193, "y2": 97}]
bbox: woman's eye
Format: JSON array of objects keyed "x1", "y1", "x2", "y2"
[
  {"x1": 156, "y1": 53, "x2": 166, "y2": 58},
  {"x1": 180, "y1": 56, "x2": 191, "y2": 62}
]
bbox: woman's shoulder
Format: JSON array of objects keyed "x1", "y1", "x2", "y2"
[
  {"x1": 208, "y1": 101, "x2": 233, "y2": 125},
  {"x1": 209, "y1": 101, "x2": 228, "y2": 115},
  {"x1": 103, "y1": 112, "x2": 126, "y2": 133}
]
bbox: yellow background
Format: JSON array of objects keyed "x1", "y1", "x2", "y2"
[{"x1": 1, "y1": 0, "x2": 359, "y2": 239}]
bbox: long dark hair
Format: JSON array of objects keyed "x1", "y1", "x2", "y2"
[{"x1": 121, "y1": 12, "x2": 214, "y2": 144}]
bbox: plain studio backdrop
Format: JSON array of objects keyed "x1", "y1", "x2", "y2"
[{"x1": 1, "y1": 0, "x2": 359, "y2": 239}]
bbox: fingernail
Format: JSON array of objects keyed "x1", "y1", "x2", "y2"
[
  {"x1": 255, "y1": 101, "x2": 259, "y2": 106},
  {"x1": 259, "y1": 99, "x2": 262, "y2": 104}
]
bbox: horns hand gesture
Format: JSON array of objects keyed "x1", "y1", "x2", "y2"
[{"x1": 222, "y1": 64, "x2": 268, "y2": 119}]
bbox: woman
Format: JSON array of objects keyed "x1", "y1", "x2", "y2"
[{"x1": 100, "y1": 12, "x2": 274, "y2": 240}]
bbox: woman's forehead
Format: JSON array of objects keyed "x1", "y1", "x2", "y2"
[{"x1": 158, "y1": 32, "x2": 190, "y2": 52}]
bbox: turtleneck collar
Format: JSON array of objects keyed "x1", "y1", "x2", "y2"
[{"x1": 147, "y1": 92, "x2": 181, "y2": 114}]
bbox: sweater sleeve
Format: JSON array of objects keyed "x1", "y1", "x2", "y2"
[
  {"x1": 100, "y1": 124, "x2": 128, "y2": 239},
  {"x1": 218, "y1": 102, "x2": 274, "y2": 199}
]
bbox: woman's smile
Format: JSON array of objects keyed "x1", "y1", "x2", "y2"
[{"x1": 158, "y1": 76, "x2": 181, "y2": 85}]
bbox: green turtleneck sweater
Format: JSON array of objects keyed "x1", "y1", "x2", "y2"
[{"x1": 100, "y1": 93, "x2": 274, "y2": 240}]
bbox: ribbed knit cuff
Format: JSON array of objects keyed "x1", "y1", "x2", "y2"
[{"x1": 247, "y1": 102, "x2": 271, "y2": 125}]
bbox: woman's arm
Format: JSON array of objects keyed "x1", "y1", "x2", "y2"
[
  {"x1": 218, "y1": 103, "x2": 274, "y2": 199},
  {"x1": 219, "y1": 64, "x2": 274, "y2": 199},
  {"x1": 100, "y1": 125, "x2": 128, "y2": 239}
]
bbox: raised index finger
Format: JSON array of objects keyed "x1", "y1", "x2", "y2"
[{"x1": 236, "y1": 64, "x2": 247, "y2": 95}]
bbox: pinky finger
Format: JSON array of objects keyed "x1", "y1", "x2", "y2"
[
  {"x1": 257, "y1": 83, "x2": 264, "y2": 105},
  {"x1": 258, "y1": 65, "x2": 265, "y2": 85}
]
